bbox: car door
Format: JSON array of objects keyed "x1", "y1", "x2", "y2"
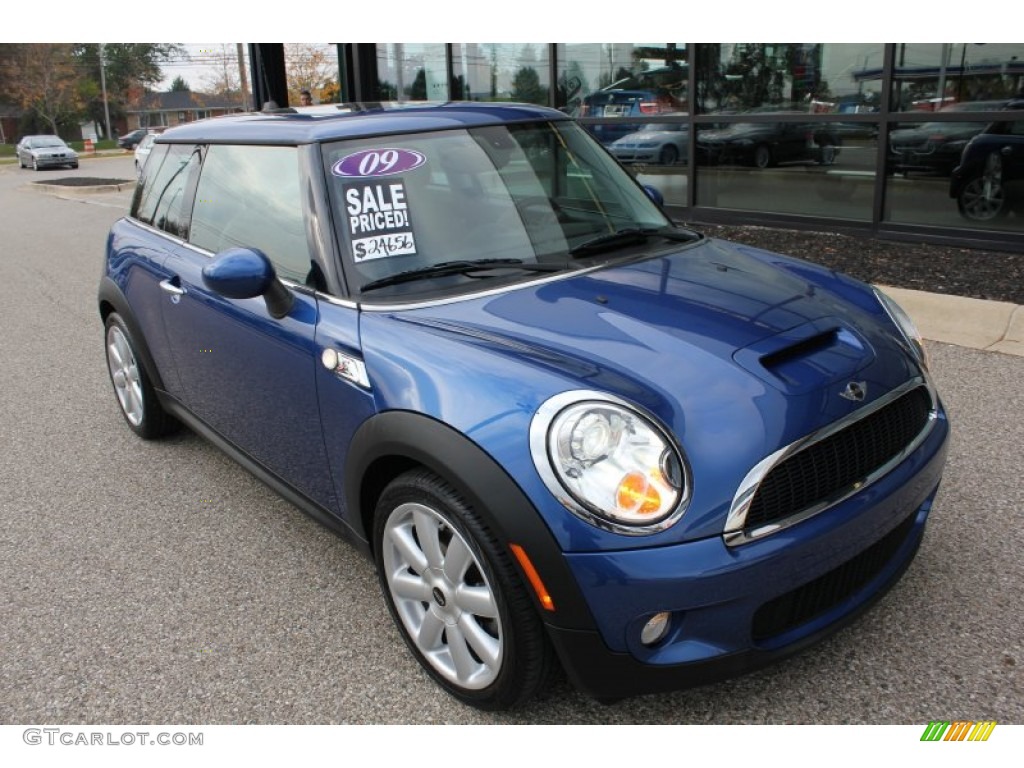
[{"x1": 158, "y1": 143, "x2": 337, "y2": 511}]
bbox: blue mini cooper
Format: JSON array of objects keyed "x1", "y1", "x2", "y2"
[{"x1": 99, "y1": 102, "x2": 949, "y2": 710}]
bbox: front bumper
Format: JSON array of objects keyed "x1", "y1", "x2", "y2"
[
  {"x1": 32, "y1": 155, "x2": 77, "y2": 168},
  {"x1": 544, "y1": 407, "x2": 949, "y2": 701}
]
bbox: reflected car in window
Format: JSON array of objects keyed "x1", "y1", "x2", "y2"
[
  {"x1": 17, "y1": 135, "x2": 79, "y2": 171},
  {"x1": 99, "y1": 103, "x2": 948, "y2": 711},
  {"x1": 608, "y1": 121, "x2": 689, "y2": 165},
  {"x1": 697, "y1": 121, "x2": 840, "y2": 168},
  {"x1": 950, "y1": 115, "x2": 1024, "y2": 221},
  {"x1": 889, "y1": 100, "x2": 1021, "y2": 176},
  {"x1": 134, "y1": 133, "x2": 158, "y2": 177}
]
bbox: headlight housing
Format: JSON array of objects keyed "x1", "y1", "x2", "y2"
[
  {"x1": 874, "y1": 287, "x2": 928, "y2": 369},
  {"x1": 530, "y1": 391, "x2": 690, "y2": 535}
]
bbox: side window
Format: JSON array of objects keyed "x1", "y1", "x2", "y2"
[
  {"x1": 133, "y1": 144, "x2": 200, "y2": 239},
  {"x1": 189, "y1": 144, "x2": 311, "y2": 285}
]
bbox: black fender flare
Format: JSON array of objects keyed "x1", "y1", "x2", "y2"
[
  {"x1": 344, "y1": 410, "x2": 595, "y2": 630},
  {"x1": 97, "y1": 275, "x2": 170, "y2": 395}
]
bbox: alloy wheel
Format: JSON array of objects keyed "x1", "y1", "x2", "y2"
[
  {"x1": 381, "y1": 501, "x2": 503, "y2": 690},
  {"x1": 106, "y1": 324, "x2": 144, "y2": 426}
]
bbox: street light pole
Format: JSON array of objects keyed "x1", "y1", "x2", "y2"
[{"x1": 99, "y1": 44, "x2": 113, "y2": 140}]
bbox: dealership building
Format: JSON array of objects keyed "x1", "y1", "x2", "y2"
[{"x1": 248, "y1": 43, "x2": 1024, "y2": 252}]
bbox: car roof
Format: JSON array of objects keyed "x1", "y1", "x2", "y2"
[{"x1": 157, "y1": 102, "x2": 570, "y2": 146}]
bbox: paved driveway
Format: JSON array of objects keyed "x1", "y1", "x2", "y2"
[{"x1": 0, "y1": 156, "x2": 1021, "y2": 724}]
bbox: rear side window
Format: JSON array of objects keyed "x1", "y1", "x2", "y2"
[
  {"x1": 133, "y1": 144, "x2": 200, "y2": 238},
  {"x1": 189, "y1": 145, "x2": 311, "y2": 284}
]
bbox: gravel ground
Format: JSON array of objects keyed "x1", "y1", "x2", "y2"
[{"x1": 690, "y1": 223, "x2": 1024, "y2": 306}]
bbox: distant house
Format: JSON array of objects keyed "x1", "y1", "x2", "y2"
[
  {"x1": 125, "y1": 90, "x2": 247, "y2": 130},
  {"x1": 1, "y1": 102, "x2": 23, "y2": 144}
]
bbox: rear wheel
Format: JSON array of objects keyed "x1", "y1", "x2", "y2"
[
  {"x1": 659, "y1": 144, "x2": 679, "y2": 165},
  {"x1": 374, "y1": 469, "x2": 555, "y2": 710},
  {"x1": 753, "y1": 144, "x2": 772, "y2": 169}
]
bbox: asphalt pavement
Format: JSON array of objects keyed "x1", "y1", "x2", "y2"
[{"x1": 0, "y1": 155, "x2": 1021, "y2": 724}]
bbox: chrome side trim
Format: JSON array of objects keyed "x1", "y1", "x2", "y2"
[{"x1": 723, "y1": 377, "x2": 937, "y2": 547}]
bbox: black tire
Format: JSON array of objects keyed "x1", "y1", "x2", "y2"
[
  {"x1": 659, "y1": 144, "x2": 679, "y2": 166},
  {"x1": 818, "y1": 143, "x2": 837, "y2": 166},
  {"x1": 373, "y1": 468, "x2": 555, "y2": 710},
  {"x1": 103, "y1": 312, "x2": 178, "y2": 439},
  {"x1": 753, "y1": 144, "x2": 772, "y2": 169}
]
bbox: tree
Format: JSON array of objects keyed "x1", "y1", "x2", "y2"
[
  {"x1": 170, "y1": 76, "x2": 190, "y2": 92},
  {"x1": 4, "y1": 44, "x2": 83, "y2": 136},
  {"x1": 74, "y1": 44, "x2": 183, "y2": 130},
  {"x1": 511, "y1": 67, "x2": 547, "y2": 105},
  {"x1": 199, "y1": 44, "x2": 241, "y2": 96},
  {"x1": 284, "y1": 43, "x2": 337, "y2": 105}
]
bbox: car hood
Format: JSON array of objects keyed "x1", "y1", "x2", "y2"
[{"x1": 359, "y1": 237, "x2": 921, "y2": 547}]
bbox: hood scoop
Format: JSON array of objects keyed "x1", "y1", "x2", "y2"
[{"x1": 734, "y1": 318, "x2": 875, "y2": 394}]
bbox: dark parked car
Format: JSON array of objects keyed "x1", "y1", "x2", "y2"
[
  {"x1": 100, "y1": 102, "x2": 948, "y2": 710},
  {"x1": 16, "y1": 135, "x2": 79, "y2": 170},
  {"x1": 888, "y1": 99, "x2": 1021, "y2": 176},
  {"x1": 118, "y1": 128, "x2": 152, "y2": 150},
  {"x1": 950, "y1": 113, "x2": 1024, "y2": 221},
  {"x1": 697, "y1": 121, "x2": 840, "y2": 168}
]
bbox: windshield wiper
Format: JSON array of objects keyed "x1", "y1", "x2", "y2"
[
  {"x1": 569, "y1": 227, "x2": 698, "y2": 258},
  {"x1": 360, "y1": 259, "x2": 567, "y2": 293}
]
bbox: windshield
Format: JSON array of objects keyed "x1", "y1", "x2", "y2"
[
  {"x1": 31, "y1": 137, "x2": 66, "y2": 148},
  {"x1": 324, "y1": 120, "x2": 687, "y2": 301}
]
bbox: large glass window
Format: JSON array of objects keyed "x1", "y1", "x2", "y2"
[
  {"x1": 885, "y1": 117, "x2": 1024, "y2": 232},
  {"x1": 452, "y1": 44, "x2": 551, "y2": 105},
  {"x1": 695, "y1": 122, "x2": 876, "y2": 220},
  {"x1": 556, "y1": 44, "x2": 688, "y2": 116},
  {"x1": 891, "y1": 44, "x2": 1024, "y2": 112},
  {"x1": 377, "y1": 44, "x2": 449, "y2": 101},
  {"x1": 696, "y1": 44, "x2": 884, "y2": 115},
  {"x1": 189, "y1": 145, "x2": 311, "y2": 283}
]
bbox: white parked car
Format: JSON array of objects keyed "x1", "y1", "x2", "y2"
[{"x1": 134, "y1": 133, "x2": 158, "y2": 177}]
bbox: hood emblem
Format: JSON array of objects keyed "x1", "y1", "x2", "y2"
[{"x1": 840, "y1": 381, "x2": 868, "y2": 402}]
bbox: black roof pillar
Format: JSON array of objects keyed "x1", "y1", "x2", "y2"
[{"x1": 249, "y1": 44, "x2": 289, "y2": 110}]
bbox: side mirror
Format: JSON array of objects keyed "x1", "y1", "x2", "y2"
[
  {"x1": 202, "y1": 247, "x2": 294, "y2": 319},
  {"x1": 643, "y1": 184, "x2": 664, "y2": 208}
]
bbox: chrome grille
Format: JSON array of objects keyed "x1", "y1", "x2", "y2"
[{"x1": 744, "y1": 385, "x2": 933, "y2": 531}]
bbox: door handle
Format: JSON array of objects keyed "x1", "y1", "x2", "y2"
[{"x1": 159, "y1": 278, "x2": 186, "y2": 296}]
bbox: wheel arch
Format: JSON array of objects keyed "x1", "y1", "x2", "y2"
[
  {"x1": 344, "y1": 410, "x2": 595, "y2": 629},
  {"x1": 98, "y1": 275, "x2": 170, "y2": 395}
]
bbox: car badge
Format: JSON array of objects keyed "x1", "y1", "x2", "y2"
[{"x1": 839, "y1": 381, "x2": 868, "y2": 402}]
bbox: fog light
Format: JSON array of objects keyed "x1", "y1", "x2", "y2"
[{"x1": 640, "y1": 611, "x2": 672, "y2": 646}]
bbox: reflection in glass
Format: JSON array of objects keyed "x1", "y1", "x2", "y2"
[
  {"x1": 451, "y1": 44, "x2": 551, "y2": 105},
  {"x1": 696, "y1": 124, "x2": 876, "y2": 220},
  {"x1": 377, "y1": 44, "x2": 450, "y2": 101},
  {"x1": 887, "y1": 118, "x2": 1024, "y2": 233},
  {"x1": 891, "y1": 44, "x2": 1024, "y2": 112},
  {"x1": 696, "y1": 44, "x2": 884, "y2": 115},
  {"x1": 556, "y1": 44, "x2": 688, "y2": 116}
]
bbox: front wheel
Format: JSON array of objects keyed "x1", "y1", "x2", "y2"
[
  {"x1": 374, "y1": 469, "x2": 555, "y2": 710},
  {"x1": 104, "y1": 313, "x2": 178, "y2": 439},
  {"x1": 957, "y1": 176, "x2": 1007, "y2": 221}
]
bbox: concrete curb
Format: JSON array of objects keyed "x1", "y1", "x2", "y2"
[
  {"x1": 25, "y1": 180, "x2": 135, "y2": 196},
  {"x1": 877, "y1": 285, "x2": 1024, "y2": 358}
]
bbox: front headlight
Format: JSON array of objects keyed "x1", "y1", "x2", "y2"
[
  {"x1": 874, "y1": 287, "x2": 928, "y2": 369},
  {"x1": 530, "y1": 391, "x2": 690, "y2": 535}
]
